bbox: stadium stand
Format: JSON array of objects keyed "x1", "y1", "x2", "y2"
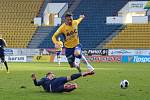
[
  {"x1": 105, "y1": 24, "x2": 150, "y2": 49},
  {"x1": 73, "y1": 0, "x2": 130, "y2": 49},
  {"x1": 0, "y1": 0, "x2": 44, "y2": 48},
  {"x1": 28, "y1": 26, "x2": 58, "y2": 48},
  {"x1": 38, "y1": 26, "x2": 59, "y2": 48},
  {"x1": 37, "y1": 0, "x2": 74, "y2": 48},
  {"x1": 38, "y1": 0, "x2": 129, "y2": 48},
  {"x1": 1, "y1": 0, "x2": 148, "y2": 49}
]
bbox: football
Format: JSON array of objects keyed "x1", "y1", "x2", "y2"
[{"x1": 120, "y1": 80, "x2": 129, "y2": 89}]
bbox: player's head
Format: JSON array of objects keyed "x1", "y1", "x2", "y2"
[
  {"x1": 65, "y1": 12, "x2": 73, "y2": 26},
  {"x1": 46, "y1": 72, "x2": 55, "y2": 79}
]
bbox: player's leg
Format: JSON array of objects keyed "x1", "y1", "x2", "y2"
[
  {"x1": 65, "y1": 48, "x2": 81, "y2": 72},
  {"x1": 75, "y1": 57, "x2": 80, "y2": 67},
  {"x1": 52, "y1": 83, "x2": 78, "y2": 93},
  {"x1": 63, "y1": 83, "x2": 78, "y2": 92},
  {"x1": 51, "y1": 77, "x2": 78, "y2": 93},
  {"x1": 56, "y1": 51, "x2": 61, "y2": 65},
  {"x1": 51, "y1": 73, "x2": 81, "y2": 91},
  {"x1": 74, "y1": 45, "x2": 94, "y2": 72},
  {"x1": 1, "y1": 55, "x2": 9, "y2": 73},
  {"x1": 53, "y1": 73, "x2": 83, "y2": 86},
  {"x1": 51, "y1": 72, "x2": 93, "y2": 92},
  {"x1": 50, "y1": 76, "x2": 77, "y2": 92},
  {"x1": 0, "y1": 57, "x2": 3, "y2": 70},
  {"x1": 81, "y1": 54, "x2": 94, "y2": 72}
]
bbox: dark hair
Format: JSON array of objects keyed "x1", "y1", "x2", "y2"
[
  {"x1": 65, "y1": 12, "x2": 73, "y2": 18},
  {"x1": 46, "y1": 72, "x2": 54, "y2": 76}
]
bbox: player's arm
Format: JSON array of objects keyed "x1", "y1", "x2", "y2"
[
  {"x1": 31, "y1": 74, "x2": 43, "y2": 86},
  {"x1": 61, "y1": 41, "x2": 63, "y2": 48},
  {"x1": 2, "y1": 39, "x2": 7, "y2": 47},
  {"x1": 52, "y1": 25, "x2": 63, "y2": 48},
  {"x1": 76, "y1": 15, "x2": 85, "y2": 24}
]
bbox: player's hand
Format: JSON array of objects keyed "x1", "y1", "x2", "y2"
[
  {"x1": 55, "y1": 42, "x2": 61, "y2": 49},
  {"x1": 31, "y1": 73, "x2": 36, "y2": 80},
  {"x1": 79, "y1": 15, "x2": 85, "y2": 19}
]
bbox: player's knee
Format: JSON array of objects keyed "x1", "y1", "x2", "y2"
[
  {"x1": 74, "y1": 50, "x2": 81, "y2": 58},
  {"x1": 64, "y1": 83, "x2": 78, "y2": 89},
  {"x1": 74, "y1": 50, "x2": 81, "y2": 56},
  {"x1": 74, "y1": 83, "x2": 78, "y2": 88},
  {"x1": 71, "y1": 83, "x2": 78, "y2": 89}
]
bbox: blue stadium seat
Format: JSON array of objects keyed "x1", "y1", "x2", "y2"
[
  {"x1": 38, "y1": 0, "x2": 132, "y2": 48},
  {"x1": 38, "y1": 26, "x2": 59, "y2": 48},
  {"x1": 72, "y1": 0, "x2": 129, "y2": 48}
]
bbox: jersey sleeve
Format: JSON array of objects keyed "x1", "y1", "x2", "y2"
[
  {"x1": 33, "y1": 78, "x2": 44, "y2": 86},
  {"x1": 76, "y1": 17, "x2": 84, "y2": 25},
  {"x1": 52, "y1": 25, "x2": 64, "y2": 44},
  {"x1": 2, "y1": 39, "x2": 7, "y2": 47},
  {"x1": 61, "y1": 41, "x2": 63, "y2": 47}
]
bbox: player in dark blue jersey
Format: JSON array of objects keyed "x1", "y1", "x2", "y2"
[
  {"x1": 0, "y1": 34, "x2": 9, "y2": 73},
  {"x1": 31, "y1": 71, "x2": 94, "y2": 93}
]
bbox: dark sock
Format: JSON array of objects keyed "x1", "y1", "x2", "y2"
[
  {"x1": 76, "y1": 66, "x2": 82, "y2": 73},
  {"x1": 71, "y1": 73, "x2": 81, "y2": 80},
  {"x1": 4, "y1": 61, "x2": 8, "y2": 71}
]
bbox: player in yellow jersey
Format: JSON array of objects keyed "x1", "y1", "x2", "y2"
[
  {"x1": 56, "y1": 37, "x2": 63, "y2": 66},
  {"x1": 52, "y1": 13, "x2": 94, "y2": 74}
]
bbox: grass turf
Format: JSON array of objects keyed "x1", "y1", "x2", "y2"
[{"x1": 0, "y1": 62, "x2": 150, "y2": 100}]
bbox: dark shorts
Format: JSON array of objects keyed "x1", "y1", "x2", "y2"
[
  {"x1": 51, "y1": 77, "x2": 68, "y2": 92},
  {"x1": 51, "y1": 77, "x2": 76, "y2": 93},
  {"x1": 0, "y1": 50, "x2": 5, "y2": 62},
  {"x1": 65, "y1": 44, "x2": 82, "y2": 65}
]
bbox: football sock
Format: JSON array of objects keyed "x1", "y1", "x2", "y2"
[
  {"x1": 4, "y1": 61, "x2": 8, "y2": 72},
  {"x1": 58, "y1": 58, "x2": 61, "y2": 65},
  {"x1": 81, "y1": 54, "x2": 94, "y2": 71},
  {"x1": 71, "y1": 73, "x2": 82, "y2": 80},
  {"x1": 75, "y1": 58, "x2": 80, "y2": 67}
]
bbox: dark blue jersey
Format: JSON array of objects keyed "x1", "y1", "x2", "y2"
[
  {"x1": 0, "y1": 38, "x2": 6, "y2": 55},
  {"x1": 34, "y1": 77, "x2": 53, "y2": 92},
  {"x1": 33, "y1": 77, "x2": 68, "y2": 92},
  {"x1": 33, "y1": 73, "x2": 83, "y2": 93},
  {"x1": 0, "y1": 38, "x2": 6, "y2": 48}
]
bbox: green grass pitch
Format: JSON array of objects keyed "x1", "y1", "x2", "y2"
[{"x1": 0, "y1": 62, "x2": 150, "y2": 100}]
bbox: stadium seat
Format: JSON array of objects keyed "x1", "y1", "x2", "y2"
[
  {"x1": 38, "y1": 0, "x2": 129, "y2": 48},
  {"x1": 0, "y1": 0, "x2": 44, "y2": 48},
  {"x1": 105, "y1": 24, "x2": 150, "y2": 49}
]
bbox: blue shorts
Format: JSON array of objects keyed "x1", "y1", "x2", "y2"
[
  {"x1": 51, "y1": 77, "x2": 68, "y2": 92},
  {"x1": 65, "y1": 44, "x2": 82, "y2": 65},
  {"x1": 51, "y1": 77, "x2": 76, "y2": 93},
  {"x1": 0, "y1": 49, "x2": 5, "y2": 62}
]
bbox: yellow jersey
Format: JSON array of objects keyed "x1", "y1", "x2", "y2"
[
  {"x1": 52, "y1": 17, "x2": 83, "y2": 48},
  {"x1": 56, "y1": 40, "x2": 63, "y2": 51}
]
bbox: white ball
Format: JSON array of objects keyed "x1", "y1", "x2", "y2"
[{"x1": 120, "y1": 80, "x2": 129, "y2": 89}]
